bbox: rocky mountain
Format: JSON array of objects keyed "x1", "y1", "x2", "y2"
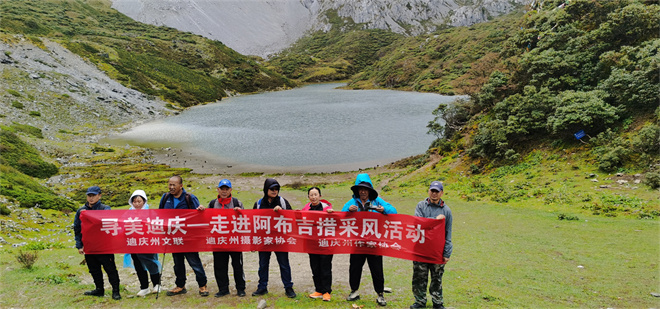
[
  {"x1": 0, "y1": 38, "x2": 169, "y2": 141},
  {"x1": 111, "y1": 0, "x2": 529, "y2": 58}
]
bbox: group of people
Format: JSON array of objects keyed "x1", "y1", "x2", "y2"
[{"x1": 73, "y1": 173, "x2": 453, "y2": 308}]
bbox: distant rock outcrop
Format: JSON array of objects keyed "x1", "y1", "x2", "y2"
[
  {"x1": 0, "y1": 37, "x2": 169, "y2": 140},
  {"x1": 110, "y1": 0, "x2": 529, "y2": 58}
]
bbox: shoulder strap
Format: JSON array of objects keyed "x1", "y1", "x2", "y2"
[
  {"x1": 185, "y1": 193, "x2": 194, "y2": 209},
  {"x1": 280, "y1": 196, "x2": 286, "y2": 209},
  {"x1": 232, "y1": 197, "x2": 240, "y2": 209},
  {"x1": 159, "y1": 193, "x2": 171, "y2": 209},
  {"x1": 257, "y1": 198, "x2": 262, "y2": 209}
]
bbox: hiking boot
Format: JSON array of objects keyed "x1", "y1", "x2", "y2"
[
  {"x1": 166, "y1": 286, "x2": 187, "y2": 296},
  {"x1": 309, "y1": 291, "x2": 323, "y2": 299},
  {"x1": 410, "y1": 302, "x2": 425, "y2": 308},
  {"x1": 152, "y1": 284, "x2": 161, "y2": 294},
  {"x1": 112, "y1": 290, "x2": 121, "y2": 300},
  {"x1": 377, "y1": 293, "x2": 387, "y2": 306},
  {"x1": 237, "y1": 290, "x2": 246, "y2": 297},
  {"x1": 285, "y1": 287, "x2": 297, "y2": 298},
  {"x1": 432, "y1": 303, "x2": 445, "y2": 309},
  {"x1": 346, "y1": 290, "x2": 360, "y2": 301},
  {"x1": 83, "y1": 288, "x2": 104, "y2": 297},
  {"x1": 199, "y1": 285, "x2": 209, "y2": 297},
  {"x1": 137, "y1": 288, "x2": 150, "y2": 297},
  {"x1": 252, "y1": 288, "x2": 268, "y2": 296},
  {"x1": 215, "y1": 290, "x2": 229, "y2": 298},
  {"x1": 323, "y1": 293, "x2": 331, "y2": 302}
]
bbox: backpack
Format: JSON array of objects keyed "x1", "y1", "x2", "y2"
[
  {"x1": 256, "y1": 196, "x2": 286, "y2": 209},
  {"x1": 159, "y1": 192, "x2": 194, "y2": 209}
]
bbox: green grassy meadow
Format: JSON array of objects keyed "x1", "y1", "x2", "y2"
[{"x1": 1, "y1": 189, "x2": 657, "y2": 308}]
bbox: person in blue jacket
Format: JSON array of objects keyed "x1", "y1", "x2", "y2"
[
  {"x1": 158, "y1": 175, "x2": 209, "y2": 297},
  {"x1": 342, "y1": 173, "x2": 396, "y2": 307}
]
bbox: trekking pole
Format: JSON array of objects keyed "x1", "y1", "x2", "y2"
[{"x1": 156, "y1": 253, "x2": 166, "y2": 299}]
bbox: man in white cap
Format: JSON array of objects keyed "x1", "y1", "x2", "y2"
[{"x1": 410, "y1": 181, "x2": 453, "y2": 309}]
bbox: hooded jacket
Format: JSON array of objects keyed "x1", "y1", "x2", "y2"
[
  {"x1": 128, "y1": 190, "x2": 150, "y2": 210},
  {"x1": 342, "y1": 173, "x2": 396, "y2": 214},
  {"x1": 253, "y1": 178, "x2": 292, "y2": 209}
]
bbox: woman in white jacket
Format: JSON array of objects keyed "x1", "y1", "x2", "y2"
[{"x1": 128, "y1": 190, "x2": 162, "y2": 297}]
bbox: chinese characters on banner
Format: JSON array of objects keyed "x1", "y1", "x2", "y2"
[{"x1": 80, "y1": 209, "x2": 446, "y2": 264}]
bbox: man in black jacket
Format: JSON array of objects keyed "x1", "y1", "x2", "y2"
[
  {"x1": 251, "y1": 178, "x2": 296, "y2": 298},
  {"x1": 73, "y1": 186, "x2": 121, "y2": 300}
]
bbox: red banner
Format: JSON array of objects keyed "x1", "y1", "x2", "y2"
[{"x1": 80, "y1": 209, "x2": 446, "y2": 264}]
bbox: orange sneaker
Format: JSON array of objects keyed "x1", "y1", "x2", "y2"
[
  {"x1": 309, "y1": 291, "x2": 323, "y2": 299},
  {"x1": 322, "y1": 293, "x2": 331, "y2": 301}
]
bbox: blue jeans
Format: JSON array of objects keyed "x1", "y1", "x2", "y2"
[
  {"x1": 172, "y1": 252, "x2": 207, "y2": 288},
  {"x1": 257, "y1": 251, "x2": 293, "y2": 290}
]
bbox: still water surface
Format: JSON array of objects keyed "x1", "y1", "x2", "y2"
[{"x1": 110, "y1": 83, "x2": 456, "y2": 172}]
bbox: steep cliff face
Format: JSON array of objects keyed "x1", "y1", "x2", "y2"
[{"x1": 111, "y1": 0, "x2": 528, "y2": 58}]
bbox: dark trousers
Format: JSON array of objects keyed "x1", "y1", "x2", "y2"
[
  {"x1": 257, "y1": 251, "x2": 293, "y2": 290},
  {"x1": 131, "y1": 254, "x2": 161, "y2": 289},
  {"x1": 349, "y1": 254, "x2": 384, "y2": 294},
  {"x1": 309, "y1": 253, "x2": 333, "y2": 294},
  {"x1": 85, "y1": 254, "x2": 120, "y2": 291},
  {"x1": 213, "y1": 251, "x2": 246, "y2": 293},
  {"x1": 172, "y1": 252, "x2": 207, "y2": 288}
]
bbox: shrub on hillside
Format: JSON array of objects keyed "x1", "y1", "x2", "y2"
[
  {"x1": 11, "y1": 100, "x2": 24, "y2": 109},
  {"x1": 644, "y1": 172, "x2": 660, "y2": 190},
  {"x1": 9, "y1": 123, "x2": 43, "y2": 139},
  {"x1": 15, "y1": 192, "x2": 76, "y2": 211},
  {"x1": 16, "y1": 250, "x2": 39, "y2": 269},
  {"x1": 597, "y1": 146, "x2": 630, "y2": 173},
  {"x1": 632, "y1": 124, "x2": 660, "y2": 155},
  {"x1": 0, "y1": 129, "x2": 57, "y2": 178},
  {"x1": 0, "y1": 165, "x2": 76, "y2": 211}
]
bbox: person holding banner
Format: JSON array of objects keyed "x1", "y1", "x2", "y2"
[
  {"x1": 127, "y1": 190, "x2": 162, "y2": 297},
  {"x1": 302, "y1": 187, "x2": 334, "y2": 302},
  {"x1": 159, "y1": 175, "x2": 210, "y2": 297},
  {"x1": 252, "y1": 178, "x2": 297, "y2": 298},
  {"x1": 410, "y1": 181, "x2": 453, "y2": 309},
  {"x1": 342, "y1": 173, "x2": 397, "y2": 307},
  {"x1": 73, "y1": 186, "x2": 122, "y2": 300},
  {"x1": 207, "y1": 179, "x2": 247, "y2": 298}
]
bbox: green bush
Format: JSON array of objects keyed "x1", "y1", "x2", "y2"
[
  {"x1": 9, "y1": 123, "x2": 43, "y2": 139},
  {"x1": 11, "y1": 101, "x2": 24, "y2": 109},
  {"x1": 6, "y1": 89, "x2": 21, "y2": 97},
  {"x1": 597, "y1": 146, "x2": 630, "y2": 172},
  {"x1": 632, "y1": 124, "x2": 660, "y2": 154},
  {"x1": 16, "y1": 250, "x2": 38, "y2": 269},
  {"x1": 28, "y1": 111, "x2": 41, "y2": 117},
  {"x1": 92, "y1": 146, "x2": 115, "y2": 152},
  {"x1": 23, "y1": 241, "x2": 67, "y2": 250},
  {"x1": 0, "y1": 129, "x2": 56, "y2": 178},
  {"x1": 0, "y1": 205, "x2": 10, "y2": 215},
  {"x1": 644, "y1": 172, "x2": 660, "y2": 190}
]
